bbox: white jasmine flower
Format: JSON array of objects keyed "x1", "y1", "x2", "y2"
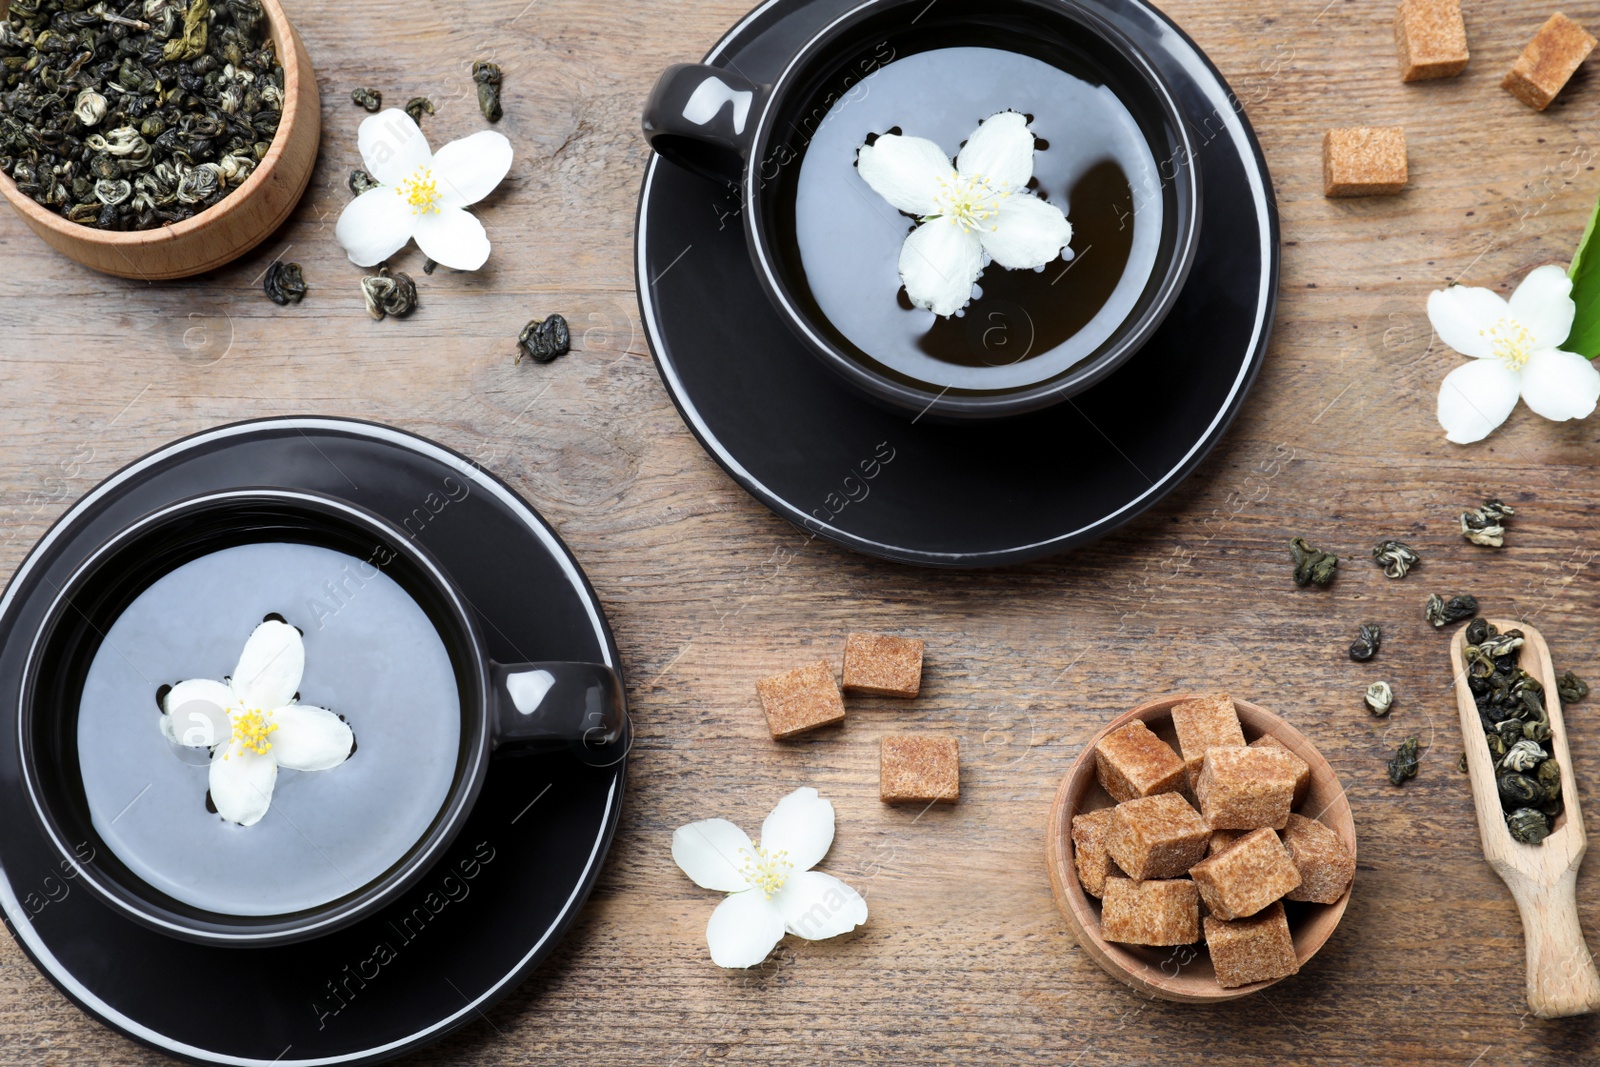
[
  {"x1": 1431, "y1": 264, "x2": 1600, "y2": 443},
  {"x1": 160, "y1": 619, "x2": 353, "y2": 827},
  {"x1": 856, "y1": 110, "x2": 1072, "y2": 316},
  {"x1": 335, "y1": 108, "x2": 512, "y2": 272},
  {"x1": 672, "y1": 787, "x2": 867, "y2": 968}
]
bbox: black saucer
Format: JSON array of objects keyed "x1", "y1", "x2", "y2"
[
  {"x1": 0, "y1": 418, "x2": 626, "y2": 1065},
  {"x1": 636, "y1": 0, "x2": 1279, "y2": 567}
]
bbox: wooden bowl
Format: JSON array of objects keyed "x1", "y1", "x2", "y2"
[
  {"x1": 0, "y1": 0, "x2": 320, "y2": 279},
  {"x1": 1046, "y1": 695, "x2": 1357, "y2": 1002}
]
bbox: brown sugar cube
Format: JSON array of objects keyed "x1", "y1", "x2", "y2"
[
  {"x1": 1250, "y1": 734, "x2": 1311, "y2": 805},
  {"x1": 756, "y1": 661, "x2": 845, "y2": 740},
  {"x1": 1503, "y1": 13, "x2": 1596, "y2": 110},
  {"x1": 1170, "y1": 692, "x2": 1247, "y2": 788},
  {"x1": 1204, "y1": 901, "x2": 1299, "y2": 988},
  {"x1": 1106, "y1": 792, "x2": 1211, "y2": 880},
  {"x1": 1282, "y1": 813, "x2": 1356, "y2": 904},
  {"x1": 1094, "y1": 720, "x2": 1186, "y2": 802},
  {"x1": 1071, "y1": 808, "x2": 1124, "y2": 898},
  {"x1": 1207, "y1": 828, "x2": 1244, "y2": 856},
  {"x1": 1394, "y1": 0, "x2": 1470, "y2": 81},
  {"x1": 1322, "y1": 127, "x2": 1408, "y2": 198},
  {"x1": 879, "y1": 734, "x2": 959, "y2": 804},
  {"x1": 1101, "y1": 877, "x2": 1200, "y2": 946},
  {"x1": 1196, "y1": 747, "x2": 1300, "y2": 830},
  {"x1": 1188, "y1": 828, "x2": 1302, "y2": 920},
  {"x1": 841, "y1": 633, "x2": 924, "y2": 697}
]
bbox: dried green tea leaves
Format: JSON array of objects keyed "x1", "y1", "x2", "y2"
[
  {"x1": 74, "y1": 88, "x2": 108, "y2": 127},
  {"x1": 162, "y1": 0, "x2": 209, "y2": 62},
  {"x1": 1371, "y1": 539, "x2": 1419, "y2": 578},
  {"x1": 1538, "y1": 758, "x2": 1562, "y2": 800},
  {"x1": 96, "y1": 179, "x2": 132, "y2": 206},
  {"x1": 517, "y1": 315, "x2": 571, "y2": 364},
  {"x1": 1349, "y1": 623, "x2": 1382, "y2": 662},
  {"x1": 1558, "y1": 670, "x2": 1589, "y2": 704},
  {"x1": 404, "y1": 96, "x2": 435, "y2": 126},
  {"x1": 1460, "y1": 498, "x2": 1514, "y2": 548},
  {"x1": 1477, "y1": 630, "x2": 1525, "y2": 660},
  {"x1": 349, "y1": 168, "x2": 379, "y2": 195},
  {"x1": 473, "y1": 61, "x2": 503, "y2": 123},
  {"x1": 1501, "y1": 739, "x2": 1546, "y2": 772},
  {"x1": 1289, "y1": 537, "x2": 1338, "y2": 587},
  {"x1": 1425, "y1": 593, "x2": 1478, "y2": 628},
  {"x1": 1498, "y1": 771, "x2": 1543, "y2": 806},
  {"x1": 264, "y1": 260, "x2": 306, "y2": 305},
  {"x1": 361, "y1": 267, "x2": 417, "y2": 320},
  {"x1": 1364, "y1": 681, "x2": 1393, "y2": 717},
  {"x1": 1461, "y1": 616, "x2": 1566, "y2": 844},
  {"x1": 351, "y1": 87, "x2": 383, "y2": 112},
  {"x1": 1485, "y1": 728, "x2": 1509, "y2": 762},
  {"x1": 1388, "y1": 737, "x2": 1420, "y2": 786},
  {"x1": 0, "y1": 0, "x2": 285, "y2": 229},
  {"x1": 1506, "y1": 807, "x2": 1551, "y2": 844}
]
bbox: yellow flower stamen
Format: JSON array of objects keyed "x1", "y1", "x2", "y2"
[
  {"x1": 738, "y1": 845, "x2": 793, "y2": 899},
  {"x1": 1480, "y1": 318, "x2": 1535, "y2": 371},
  {"x1": 932, "y1": 172, "x2": 1011, "y2": 235},
  {"x1": 226, "y1": 707, "x2": 277, "y2": 758},
  {"x1": 395, "y1": 166, "x2": 442, "y2": 215}
]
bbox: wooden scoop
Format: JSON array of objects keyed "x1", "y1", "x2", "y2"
[{"x1": 1451, "y1": 619, "x2": 1600, "y2": 1018}]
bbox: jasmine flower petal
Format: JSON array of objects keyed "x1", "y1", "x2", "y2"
[
  {"x1": 1508, "y1": 264, "x2": 1577, "y2": 350},
  {"x1": 955, "y1": 110, "x2": 1034, "y2": 191},
  {"x1": 857, "y1": 133, "x2": 951, "y2": 216},
  {"x1": 1520, "y1": 347, "x2": 1600, "y2": 421},
  {"x1": 431, "y1": 130, "x2": 514, "y2": 209},
  {"x1": 705, "y1": 889, "x2": 786, "y2": 968},
  {"x1": 978, "y1": 191, "x2": 1072, "y2": 271},
  {"x1": 1437, "y1": 357, "x2": 1521, "y2": 443},
  {"x1": 899, "y1": 216, "x2": 984, "y2": 316}
]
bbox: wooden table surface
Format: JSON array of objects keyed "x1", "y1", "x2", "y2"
[{"x1": 4, "y1": 0, "x2": 1600, "y2": 1063}]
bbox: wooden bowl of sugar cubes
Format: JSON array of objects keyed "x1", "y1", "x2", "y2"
[{"x1": 1046, "y1": 693, "x2": 1356, "y2": 1002}]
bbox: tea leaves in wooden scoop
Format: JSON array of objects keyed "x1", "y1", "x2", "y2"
[{"x1": 1460, "y1": 616, "x2": 1568, "y2": 844}]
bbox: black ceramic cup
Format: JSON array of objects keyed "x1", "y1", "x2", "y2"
[
  {"x1": 642, "y1": 0, "x2": 1200, "y2": 421},
  {"x1": 16, "y1": 488, "x2": 627, "y2": 947}
]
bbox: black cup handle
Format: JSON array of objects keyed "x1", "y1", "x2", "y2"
[
  {"x1": 642, "y1": 63, "x2": 768, "y2": 183},
  {"x1": 490, "y1": 661, "x2": 628, "y2": 763}
]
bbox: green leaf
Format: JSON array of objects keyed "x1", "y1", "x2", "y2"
[{"x1": 1566, "y1": 188, "x2": 1600, "y2": 358}]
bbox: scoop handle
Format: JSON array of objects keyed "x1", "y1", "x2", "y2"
[{"x1": 1509, "y1": 868, "x2": 1600, "y2": 1018}]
